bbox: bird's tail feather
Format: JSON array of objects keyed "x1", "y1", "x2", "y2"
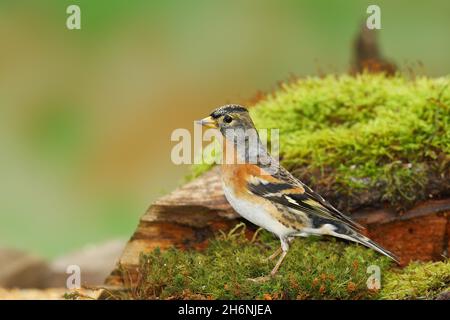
[
  {"x1": 332, "y1": 230, "x2": 400, "y2": 264},
  {"x1": 294, "y1": 223, "x2": 400, "y2": 263},
  {"x1": 353, "y1": 234, "x2": 400, "y2": 264}
]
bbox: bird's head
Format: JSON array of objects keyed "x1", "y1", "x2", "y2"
[
  {"x1": 197, "y1": 104, "x2": 255, "y2": 134},
  {"x1": 197, "y1": 104, "x2": 274, "y2": 168}
]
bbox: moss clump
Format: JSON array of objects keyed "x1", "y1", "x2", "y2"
[
  {"x1": 380, "y1": 261, "x2": 450, "y2": 300},
  {"x1": 116, "y1": 225, "x2": 449, "y2": 300},
  {"x1": 125, "y1": 224, "x2": 395, "y2": 300},
  {"x1": 190, "y1": 73, "x2": 450, "y2": 210}
]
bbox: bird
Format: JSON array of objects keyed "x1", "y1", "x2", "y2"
[{"x1": 197, "y1": 104, "x2": 399, "y2": 280}]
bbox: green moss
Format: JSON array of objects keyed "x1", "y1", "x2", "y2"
[
  {"x1": 381, "y1": 261, "x2": 450, "y2": 300},
  {"x1": 184, "y1": 162, "x2": 214, "y2": 182},
  {"x1": 190, "y1": 73, "x2": 450, "y2": 209},
  {"x1": 124, "y1": 224, "x2": 395, "y2": 300},
  {"x1": 115, "y1": 225, "x2": 449, "y2": 300}
]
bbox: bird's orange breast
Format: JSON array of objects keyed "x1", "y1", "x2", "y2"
[{"x1": 221, "y1": 163, "x2": 278, "y2": 198}]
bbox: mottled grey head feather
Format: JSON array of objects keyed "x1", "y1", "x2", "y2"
[{"x1": 210, "y1": 104, "x2": 248, "y2": 119}]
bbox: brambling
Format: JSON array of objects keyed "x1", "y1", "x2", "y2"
[{"x1": 198, "y1": 104, "x2": 399, "y2": 279}]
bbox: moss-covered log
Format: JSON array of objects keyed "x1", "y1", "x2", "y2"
[{"x1": 106, "y1": 74, "x2": 450, "y2": 299}]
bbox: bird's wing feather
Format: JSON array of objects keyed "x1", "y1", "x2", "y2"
[{"x1": 247, "y1": 168, "x2": 365, "y2": 231}]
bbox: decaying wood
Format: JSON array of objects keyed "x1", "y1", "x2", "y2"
[
  {"x1": 106, "y1": 167, "x2": 450, "y2": 285},
  {"x1": 351, "y1": 24, "x2": 396, "y2": 75}
]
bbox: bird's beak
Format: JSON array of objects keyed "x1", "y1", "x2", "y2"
[{"x1": 196, "y1": 116, "x2": 217, "y2": 128}]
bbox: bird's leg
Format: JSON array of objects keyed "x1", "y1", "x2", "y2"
[
  {"x1": 265, "y1": 247, "x2": 282, "y2": 262},
  {"x1": 265, "y1": 237, "x2": 293, "y2": 262},
  {"x1": 270, "y1": 250, "x2": 288, "y2": 276},
  {"x1": 248, "y1": 238, "x2": 290, "y2": 283},
  {"x1": 270, "y1": 238, "x2": 289, "y2": 276}
]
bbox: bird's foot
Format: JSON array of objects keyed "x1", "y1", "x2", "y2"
[{"x1": 246, "y1": 275, "x2": 272, "y2": 283}]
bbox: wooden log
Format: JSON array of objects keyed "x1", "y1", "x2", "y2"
[{"x1": 106, "y1": 167, "x2": 450, "y2": 285}]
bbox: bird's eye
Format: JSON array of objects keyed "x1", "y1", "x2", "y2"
[{"x1": 223, "y1": 115, "x2": 233, "y2": 123}]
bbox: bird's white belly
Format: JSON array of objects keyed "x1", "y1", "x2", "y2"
[{"x1": 222, "y1": 183, "x2": 293, "y2": 238}]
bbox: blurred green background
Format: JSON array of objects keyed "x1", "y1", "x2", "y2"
[{"x1": 0, "y1": 0, "x2": 449, "y2": 258}]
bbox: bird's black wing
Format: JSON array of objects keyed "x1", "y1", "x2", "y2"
[{"x1": 248, "y1": 166, "x2": 365, "y2": 231}]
